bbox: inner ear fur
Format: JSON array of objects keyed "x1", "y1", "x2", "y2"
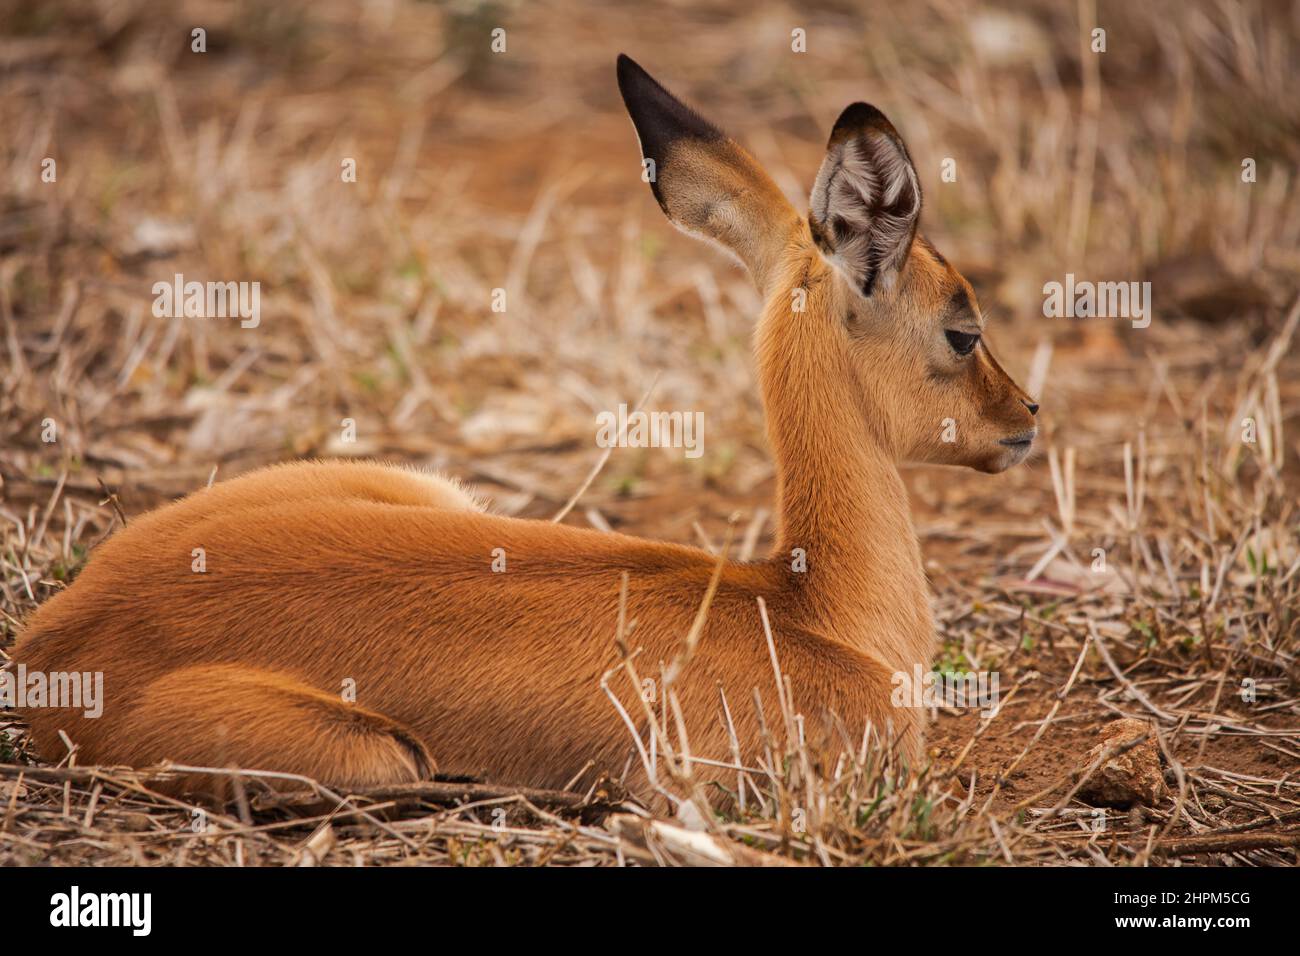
[{"x1": 808, "y1": 103, "x2": 921, "y2": 297}]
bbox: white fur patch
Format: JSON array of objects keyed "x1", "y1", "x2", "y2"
[{"x1": 398, "y1": 465, "x2": 487, "y2": 512}]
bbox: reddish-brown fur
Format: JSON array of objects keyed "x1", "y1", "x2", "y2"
[{"x1": 13, "y1": 58, "x2": 1037, "y2": 799}]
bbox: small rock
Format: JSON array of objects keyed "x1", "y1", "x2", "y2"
[{"x1": 1075, "y1": 718, "x2": 1167, "y2": 808}]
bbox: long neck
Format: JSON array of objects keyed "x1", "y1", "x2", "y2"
[{"x1": 757, "y1": 249, "x2": 933, "y2": 674}]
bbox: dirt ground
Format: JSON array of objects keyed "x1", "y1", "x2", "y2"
[{"x1": 1, "y1": 0, "x2": 1297, "y2": 865}]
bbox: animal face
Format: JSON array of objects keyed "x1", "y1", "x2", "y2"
[
  {"x1": 617, "y1": 54, "x2": 1039, "y2": 473},
  {"x1": 834, "y1": 238, "x2": 1040, "y2": 473}
]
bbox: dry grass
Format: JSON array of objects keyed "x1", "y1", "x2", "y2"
[{"x1": 1, "y1": 0, "x2": 1298, "y2": 865}]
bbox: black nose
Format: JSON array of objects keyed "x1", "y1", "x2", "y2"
[{"x1": 1022, "y1": 399, "x2": 1040, "y2": 416}]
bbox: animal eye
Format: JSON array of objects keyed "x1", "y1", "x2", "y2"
[{"x1": 945, "y1": 330, "x2": 979, "y2": 356}]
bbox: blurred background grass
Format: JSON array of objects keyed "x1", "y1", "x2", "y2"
[{"x1": 1, "y1": 0, "x2": 1295, "y2": 525}]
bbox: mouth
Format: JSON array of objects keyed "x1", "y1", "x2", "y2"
[
  {"x1": 990, "y1": 429, "x2": 1037, "y2": 471},
  {"x1": 998, "y1": 429, "x2": 1037, "y2": 450}
]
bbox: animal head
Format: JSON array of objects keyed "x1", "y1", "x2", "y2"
[{"x1": 616, "y1": 54, "x2": 1038, "y2": 473}]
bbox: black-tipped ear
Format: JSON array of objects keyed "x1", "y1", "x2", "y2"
[
  {"x1": 809, "y1": 102, "x2": 921, "y2": 297},
  {"x1": 614, "y1": 55, "x2": 798, "y2": 290},
  {"x1": 616, "y1": 54, "x2": 722, "y2": 207}
]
